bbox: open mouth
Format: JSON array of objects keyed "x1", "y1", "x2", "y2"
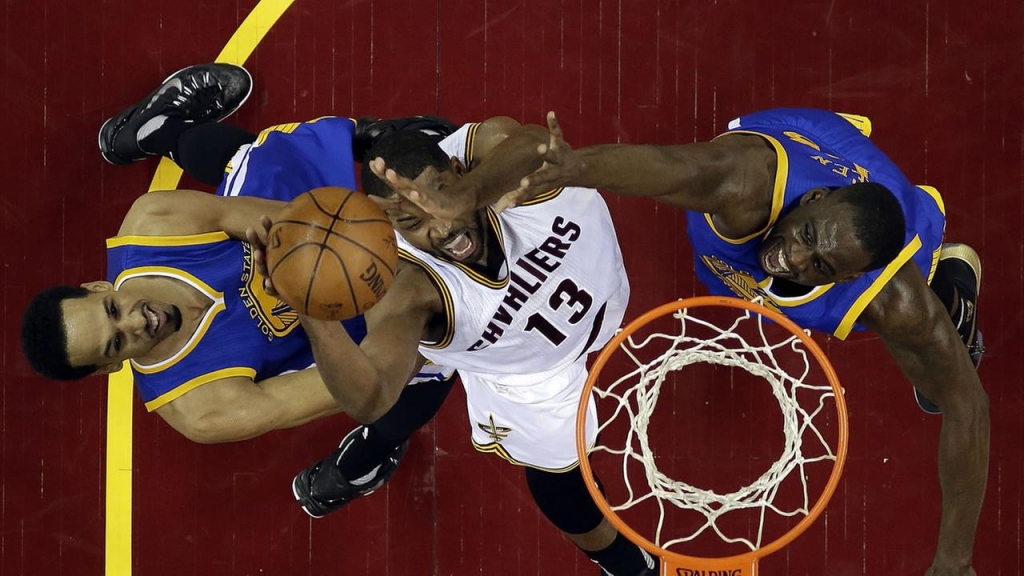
[
  {"x1": 761, "y1": 238, "x2": 791, "y2": 276},
  {"x1": 142, "y1": 304, "x2": 166, "y2": 337},
  {"x1": 440, "y1": 230, "x2": 476, "y2": 261}
]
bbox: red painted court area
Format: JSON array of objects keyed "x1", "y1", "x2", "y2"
[{"x1": 1, "y1": 0, "x2": 1021, "y2": 574}]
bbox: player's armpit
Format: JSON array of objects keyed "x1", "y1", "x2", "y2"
[
  {"x1": 118, "y1": 189, "x2": 286, "y2": 239},
  {"x1": 858, "y1": 262, "x2": 989, "y2": 570},
  {"x1": 153, "y1": 370, "x2": 338, "y2": 444}
]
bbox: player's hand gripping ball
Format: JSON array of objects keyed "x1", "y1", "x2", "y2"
[{"x1": 265, "y1": 187, "x2": 397, "y2": 321}]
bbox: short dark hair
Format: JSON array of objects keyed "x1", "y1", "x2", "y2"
[
  {"x1": 838, "y1": 182, "x2": 907, "y2": 271},
  {"x1": 21, "y1": 285, "x2": 97, "y2": 381},
  {"x1": 359, "y1": 130, "x2": 451, "y2": 198}
]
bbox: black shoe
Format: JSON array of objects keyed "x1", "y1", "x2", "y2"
[
  {"x1": 352, "y1": 115, "x2": 458, "y2": 162},
  {"x1": 98, "y1": 63, "x2": 253, "y2": 165},
  {"x1": 914, "y1": 243, "x2": 984, "y2": 414},
  {"x1": 292, "y1": 426, "x2": 408, "y2": 518}
]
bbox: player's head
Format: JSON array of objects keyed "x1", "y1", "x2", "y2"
[
  {"x1": 758, "y1": 182, "x2": 906, "y2": 286},
  {"x1": 21, "y1": 281, "x2": 183, "y2": 380},
  {"x1": 361, "y1": 131, "x2": 489, "y2": 265}
]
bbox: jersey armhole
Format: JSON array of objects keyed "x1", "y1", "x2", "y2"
[{"x1": 397, "y1": 252, "x2": 455, "y2": 349}]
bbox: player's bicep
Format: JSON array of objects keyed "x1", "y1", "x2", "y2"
[
  {"x1": 118, "y1": 190, "x2": 284, "y2": 239},
  {"x1": 153, "y1": 375, "x2": 268, "y2": 442}
]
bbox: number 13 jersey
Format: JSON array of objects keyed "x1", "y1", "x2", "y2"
[{"x1": 396, "y1": 124, "x2": 631, "y2": 391}]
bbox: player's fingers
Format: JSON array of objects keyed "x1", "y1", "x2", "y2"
[
  {"x1": 369, "y1": 157, "x2": 387, "y2": 178},
  {"x1": 547, "y1": 111, "x2": 563, "y2": 139}
]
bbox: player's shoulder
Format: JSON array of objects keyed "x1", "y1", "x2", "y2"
[
  {"x1": 857, "y1": 260, "x2": 935, "y2": 336},
  {"x1": 385, "y1": 261, "x2": 447, "y2": 315}
]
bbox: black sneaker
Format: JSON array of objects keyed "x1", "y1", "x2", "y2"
[
  {"x1": 914, "y1": 243, "x2": 984, "y2": 414},
  {"x1": 98, "y1": 63, "x2": 253, "y2": 165},
  {"x1": 292, "y1": 426, "x2": 408, "y2": 518},
  {"x1": 352, "y1": 115, "x2": 458, "y2": 162}
]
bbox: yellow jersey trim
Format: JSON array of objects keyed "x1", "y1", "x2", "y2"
[
  {"x1": 143, "y1": 367, "x2": 257, "y2": 411},
  {"x1": 915, "y1": 185, "x2": 945, "y2": 284},
  {"x1": 106, "y1": 231, "x2": 230, "y2": 248},
  {"x1": 464, "y1": 122, "x2": 482, "y2": 166},
  {"x1": 398, "y1": 251, "x2": 456, "y2": 349},
  {"x1": 472, "y1": 440, "x2": 581, "y2": 473},
  {"x1": 519, "y1": 187, "x2": 564, "y2": 206},
  {"x1": 834, "y1": 235, "x2": 923, "y2": 339},
  {"x1": 836, "y1": 113, "x2": 872, "y2": 137},
  {"x1": 113, "y1": 266, "x2": 227, "y2": 374},
  {"x1": 917, "y1": 185, "x2": 946, "y2": 216},
  {"x1": 704, "y1": 130, "x2": 789, "y2": 244}
]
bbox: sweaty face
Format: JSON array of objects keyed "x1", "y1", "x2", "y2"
[
  {"x1": 757, "y1": 188, "x2": 873, "y2": 286},
  {"x1": 62, "y1": 285, "x2": 183, "y2": 371},
  {"x1": 385, "y1": 166, "x2": 488, "y2": 265}
]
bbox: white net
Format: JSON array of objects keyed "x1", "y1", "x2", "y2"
[{"x1": 587, "y1": 303, "x2": 843, "y2": 553}]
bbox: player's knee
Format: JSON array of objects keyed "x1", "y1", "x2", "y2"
[{"x1": 525, "y1": 466, "x2": 605, "y2": 535}]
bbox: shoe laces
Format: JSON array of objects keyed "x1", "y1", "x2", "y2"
[{"x1": 163, "y1": 71, "x2": 226, "y2": 119}]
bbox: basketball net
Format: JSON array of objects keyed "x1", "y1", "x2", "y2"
[{"x1": 577, "y1": 296, "x2": 848, "y2": 574}]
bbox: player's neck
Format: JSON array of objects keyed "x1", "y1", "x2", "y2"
[{"x1": 119, "y1": 275, "x2": 215, "y2": 364}]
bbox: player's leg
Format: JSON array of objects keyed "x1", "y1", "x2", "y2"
[
  {"x1": 525, "y1": 466, "x2": 658, "y2": 576},
  {"x1": 916, "y1": 243, "x2": 984, "y2": 413},
  {"x1": 292, "y1": 372, "x2": 456, "y2": 518},
  {"x1": 98, "y1": 63, "x2": 253, "y2": 166}
]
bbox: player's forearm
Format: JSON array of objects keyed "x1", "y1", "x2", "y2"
[
  {"x1": 933, "y1": 389, "x2": 990, "y2": 567},
  {"x1": 259, "y1": 371, "x2": 343, "y2": 428},
  {"x1": 570, "y1": 144, "x2": 724, "y2": 212},
  {"x1": 464, "y1": 125, "x2": 550, "y2": 210},
  {"x1": 300, "y1": 318, "x2": 396, "y2": 423}
]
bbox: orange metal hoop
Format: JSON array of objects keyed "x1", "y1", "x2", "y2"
[{"x1": 576, "y1": 296, "x2": 849, "y2": 575}]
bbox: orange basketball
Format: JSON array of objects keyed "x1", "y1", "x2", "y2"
[{"x1": 265, "y1": 187, "x2": 397, "y2": 321}]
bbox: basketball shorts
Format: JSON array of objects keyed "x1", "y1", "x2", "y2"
[
  {"x1": 216, "y1": 116, "x2": 357, "y2": 202},
  {"x1": 463, "y1": 359, "x2": 598, "y2": 472}
]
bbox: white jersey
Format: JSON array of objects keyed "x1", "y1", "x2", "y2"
[
  {"x1": 398, "y1": 123, "x2": 630, "y2": 389},
  {"x1": 395, "y1": 124, "x2": 630, "y2": 470}
]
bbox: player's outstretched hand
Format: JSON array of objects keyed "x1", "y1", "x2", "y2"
[
  {"x1": 369, "y1": 157, "x2": 472, "y2": 221},
  {"x1": 245, "y1": 215, "x2": 279, "y2": 297},
  {"x1": 496, "y1": 111, "x2": 582, "y2": 213}
]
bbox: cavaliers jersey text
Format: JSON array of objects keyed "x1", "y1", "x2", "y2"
[{"x1": 396, "y1": 124, "x2": 630, "y2": 470}]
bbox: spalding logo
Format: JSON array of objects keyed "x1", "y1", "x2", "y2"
[
  {"x1": 359, "y1": 261, "x2": 387, "y2": 299},
  {"x1": 676, "y1": 570, "x2": 743, "y2": 576}
]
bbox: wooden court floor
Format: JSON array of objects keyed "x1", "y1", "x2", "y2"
[{"x1": 1, "y1": 0, "x2": 1021, "y2": 574}]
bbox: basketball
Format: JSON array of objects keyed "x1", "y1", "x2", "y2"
[{"x1": 265, "y1": 186, "x2": 398, "y2": 321}]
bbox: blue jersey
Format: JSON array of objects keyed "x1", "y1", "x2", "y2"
[
  {"x1": 107, "y1": 117, "x2": 365, "y2": 411},
  {"x1": 686, "y1": 108, "x2": 946, "y2": 339}
]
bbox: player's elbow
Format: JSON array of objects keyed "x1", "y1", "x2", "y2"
[
  {"x1": 343, "y1": 399, "x2": 388, "y2": 425},
  {"x1": 165, "y1": 409, "x2": 262, "y2": 444}
]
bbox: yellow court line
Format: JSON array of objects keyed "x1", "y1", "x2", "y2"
[{"x1": 104, "y1": 1, "x2": 295, "y2": 575}]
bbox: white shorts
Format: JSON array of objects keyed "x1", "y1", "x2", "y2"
[{"x1": 463, "y1": 359, "x2": 597, "y2": 472}]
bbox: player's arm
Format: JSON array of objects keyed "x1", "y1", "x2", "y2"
[
  {"x1": 370, "y1": 116, "x2": 549, "y2": 220},
  {"x1": 299, "y1": 266, "x2": 444, "y2": 423},
  {"x1": 507, "y1": 111, "x2": 768, "y2": 215},
  {"x1": 859, "y1": 262, "x2": 989, "y2": 574},
  {"x1": 153, "y1": 369, "x2": 339, "y2": 444},
  {"x1": 118, "y1": 189, "x2": 286, "y2": 240}
]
